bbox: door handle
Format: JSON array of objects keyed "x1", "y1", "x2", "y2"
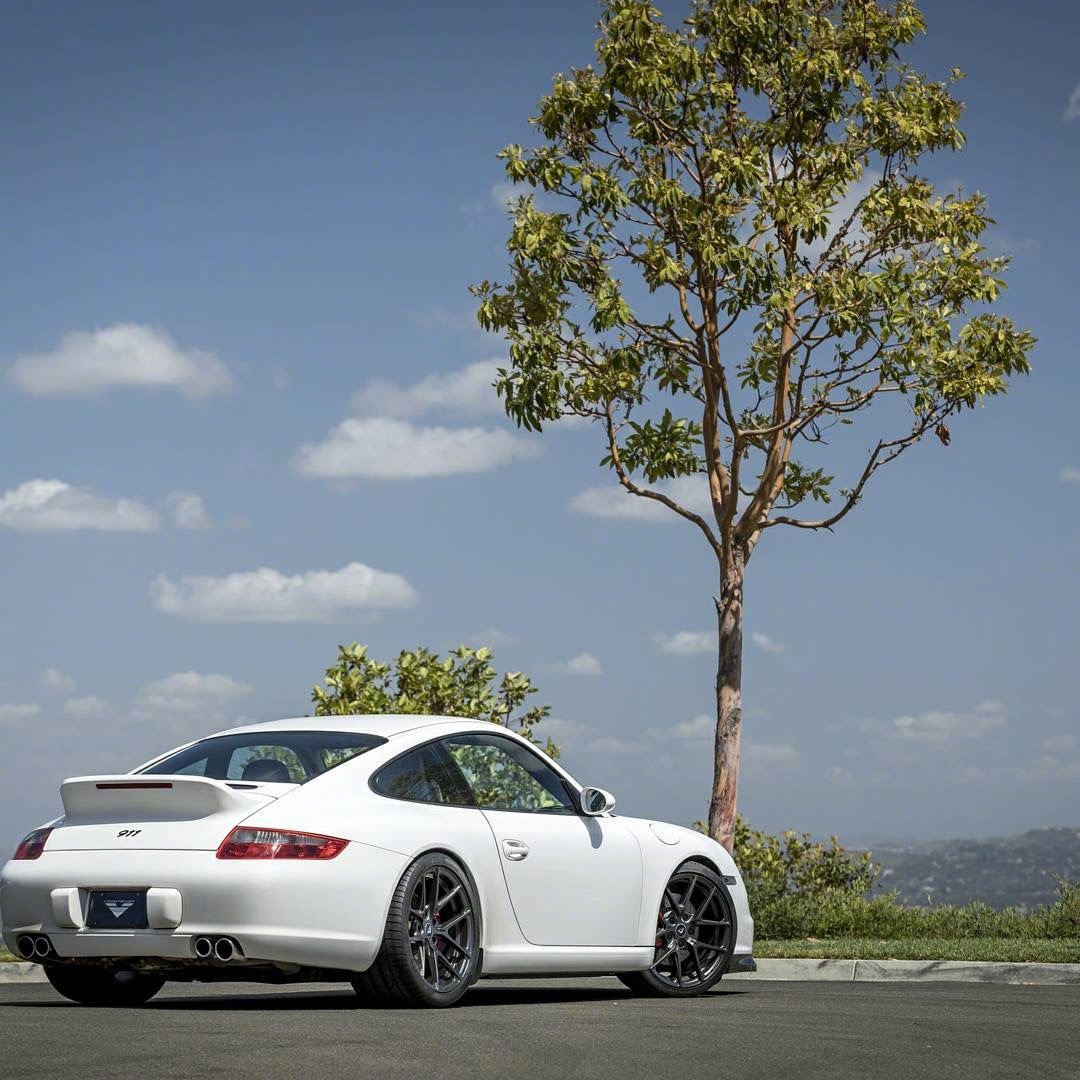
[{"x1": 502, "y1": 839, "x2": 529, "y2": 861}]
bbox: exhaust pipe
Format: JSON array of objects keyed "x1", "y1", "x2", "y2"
[
  {"x1": 193, "y1": 936, "x2": 213, "y2": 960},
  {"x1": 16, "y1": 935, "x2": 35, "y2": 959},
  {"x1": 32, "y1": 936, "x2": 53, "y2": 959},
  {"x1": 213, "y1": 938, "x2": 235, "y2": 963}
]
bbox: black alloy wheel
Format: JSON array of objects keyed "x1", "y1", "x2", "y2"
[
  {"x1": 353, "y1": 852, "x2": 479, "y2": 1007},
  {"x1": 619, "y1": 860, "x2": 735, "y2": 997},
  {"x1": 44, "y1": 964, "x2": 165, "y2": 1006}
]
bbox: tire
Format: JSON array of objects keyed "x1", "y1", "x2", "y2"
[
  {"x1": 619, "y1": 860, "x2": 735, "y2": 998},
  {"x1": 353, "y1": 852, "x2": 479, "y2": 1008},
  {"x1": 44, "y1": 964, "x2": 165, "y2": 1006}
]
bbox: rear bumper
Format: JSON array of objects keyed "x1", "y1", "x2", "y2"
[{"x1": 1, "y1": 843, "x2": 407, "y2": 973}]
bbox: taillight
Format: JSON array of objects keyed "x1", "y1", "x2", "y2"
[
  {"x1": 13, "y1": 827, "x2": 52, "y2": 860},
  {"x1": 216, "y1": 827, "x2": 348, "y2": 860}
]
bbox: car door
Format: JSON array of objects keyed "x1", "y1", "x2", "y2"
[{"x1": 442, "y1": 732, "x2": 643, "y2": 947}]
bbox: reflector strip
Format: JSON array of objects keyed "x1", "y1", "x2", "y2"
[{"x1": 95, "y1": 782, "x2": 174, "y2": 790}]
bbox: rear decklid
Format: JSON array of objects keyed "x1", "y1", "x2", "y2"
[{"x1": 48, "y1": 774, "x2": 291, "y2": 851}]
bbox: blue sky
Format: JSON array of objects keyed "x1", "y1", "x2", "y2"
[{"x1": 1, "y1": 0, "x2": 1077, "y2": 850}]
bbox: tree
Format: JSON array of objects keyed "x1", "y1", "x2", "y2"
[
  {"x1": 311, "y1": 643, "x2": 560, "y2": 759},
  {"x1": 472, "y1": 0, "x2": 1034, "y2": 851}
]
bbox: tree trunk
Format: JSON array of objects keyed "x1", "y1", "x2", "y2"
[{"x1": 708, "y1": 553, "x2": 744, "y2": 853}]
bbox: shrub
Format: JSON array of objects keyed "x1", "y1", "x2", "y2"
[
  {"x1": 731, "y1": 815, "x2": 880, "y2": 908},
  {"x1": 711, "y1": 818, "x2": 1080, "y2": 941}
]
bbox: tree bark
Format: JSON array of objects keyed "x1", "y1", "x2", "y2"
[{"x1": 708, "y1": 552, "x2": 744, "y2": 853}]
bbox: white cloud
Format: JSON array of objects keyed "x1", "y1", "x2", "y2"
[
  {"x1": 656, "y1": 630, "x2": 715, "y2": 655},
  {"x1": 10, "y1": 324, "x2": 233, "y2": 397},
  {"x1": 150, "y1": 561, "x2": 419, "y2": 623},
  {"x1": 130, "y1": 672, "x2": 253, "y2": 734},
  {"x1": 1022, "y1": 754, "x2": 1080, "y2": 782},
  {"x1": 1040, "y1": 733, "x2": 1076, "y2": 756},
  {"x1": 469, "y1": 628, "x2": 519, "y2": 648},
  {"x1": 62, "y1": 696, "x2": 108, "y2": 720},
  {"x1": 751, "y1": 631, "x2": 786, "y2": 654},
  {"x1": 540, "y1": 716, "x2": 591, "y2": 744},
  {"x1": 0, "y1": 479, "x2": 160, "y2": 532},
  {"x1": 670, "y1": 713, "x2": 713, "y2": 739},
  {"x1": 415, "y1": 307, "x2": 485, "y2": 335},
  {"x1": 1060, "y1": 466, "x2": 1080, "y2": 483},
  {"x1": 812, "y1": 170, "x2": 881, "y2": 259},
  {"x1": 743, "y1": 741, "x2": 798, "y2": 765},
  {"x1": 0, "y1": 703, "x2": 41, "y2": 723},
  {"x1": 1065, "y1": 83, "x2": 1080, "y2": 122},
  {"x1": 351, "y1": 360, "x2": 502, "y2": 419},
  {"x1": 649, "y1": 714, "x2": 797, "y2": 766},
  {"x1": 292, "y1": 417, "x2": 538, "y2": 480},
  {"x1": 41, "y1": 668, "x2": 76, "y2": 693},
  {"x1": 892, "y1": 700, "x2": 1007, "y2": 743},
  {"x1": 166, "y1": 491, "x2": 212, "y2": 530},
  {"x1": 587, "y1": 735, "x2": 641, "y2": 755},
  {"x1": 569, "y1": 476, "x2": 711, "y2": 522},
  {"x1": 132, "y1": 672, "x2": 252, "y2": 715},
  {"x1": 555, "y1": 652, "x2": 603, "y2": 676}
]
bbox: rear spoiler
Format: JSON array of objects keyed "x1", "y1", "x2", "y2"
[{"x1": 60, "y1": 775, "x2": 277, "y2": 822}]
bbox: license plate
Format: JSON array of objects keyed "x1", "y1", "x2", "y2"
[{"x1": 86, "y1": 890, "x2": 148, "y2": 929}]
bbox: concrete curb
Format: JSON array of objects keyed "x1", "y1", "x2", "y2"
[
  {"x1": 4, "y1": 957, "x2": 1080, "y2": 987},
  {"x1": 0, "y1": 963, "x2": 46, "y2": 983},
  {"x1": 726, "y1": 958, "x2": 1080, "y2": 985}
]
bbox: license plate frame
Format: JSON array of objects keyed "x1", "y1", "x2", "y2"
[{"x1": 85, "y1": 890, "x2": 149, "y2": 929}]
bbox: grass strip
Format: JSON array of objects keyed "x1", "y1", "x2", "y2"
[{"x1": 756, "y1": 937, "x2": 1080, "y2": 963}]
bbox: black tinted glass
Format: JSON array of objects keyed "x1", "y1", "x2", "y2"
[
  {"x1": 372, "y1": 744, "x2": 475, "y2": 806},
  {"x1": 444, "y1": 733, "x2": 576, "y2": 814},
  {"x1": 140, "y1": 731, "x2": 386, "y2": 783}
]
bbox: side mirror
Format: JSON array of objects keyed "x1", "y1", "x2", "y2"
[{"x1": 580, "y1": 787, "x2": 616, "y2": 816}]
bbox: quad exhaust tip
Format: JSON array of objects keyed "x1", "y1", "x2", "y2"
[
  {"x1": 193, "y1": 935, "x2": 240, "y2": 962},
  {"x1": 16, "y1": 935, "x2": 52, "y2": 961}
]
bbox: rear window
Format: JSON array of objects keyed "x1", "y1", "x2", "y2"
[{"x1": 139, "y1": 731, "x2": 386, "y2": 784}]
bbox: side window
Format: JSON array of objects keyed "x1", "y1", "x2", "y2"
[
  {"x1": 226, "y1": 745, "x2": 308, "y2": 784},
  {"x1": 372, "y1": 744, "x2": 474, "y2": 806},
  {"x1": 444, "y1": 734, "x2": 576, "y2": 814}
]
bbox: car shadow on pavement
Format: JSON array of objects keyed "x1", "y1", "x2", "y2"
[{"x1": 0, "y1": 984, "x2": 746, "y2": 1011}]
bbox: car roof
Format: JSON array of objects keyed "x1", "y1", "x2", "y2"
[{"x1": 212, "y1": 714, "x2": 490, "y2": 740}]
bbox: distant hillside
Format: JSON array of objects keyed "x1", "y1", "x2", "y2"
[{"x1": 870, "y1": 827, "x2": 1080, "y2": 910}]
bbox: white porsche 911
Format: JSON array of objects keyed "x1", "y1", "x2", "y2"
[{"x1": 1, "y1": 714, "x2": 755, "y2": 1007}]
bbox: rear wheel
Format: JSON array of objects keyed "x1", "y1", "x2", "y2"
[
  {"x1": 44, "y1": 965, "x2": 165, "y2": 1006},
  {"x1": 352, "y1": 852, "x2": 479, "y2": 1008},
  {"x1": 619, "y1": 861, "x2": 735, "y2": 997}
]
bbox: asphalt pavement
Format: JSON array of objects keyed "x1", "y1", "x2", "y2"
[{"x1": 1, "y1": 977, "x2": 1077, "y2": 1080}]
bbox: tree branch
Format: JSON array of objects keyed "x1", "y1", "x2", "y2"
[
  {"x1": 762, "y1": 405, "x2": 951, "y2": 532},
  {"x1": 604, "y1": 405, "x2": 722, "y2": 560}
]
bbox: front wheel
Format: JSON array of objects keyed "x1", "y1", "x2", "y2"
[
  {"x1": 619, "y1": 861, "x2": 735, "y2": 997},
  {"x1": 44, "y1": 964, "x2": 165, "y2": 1006}
]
